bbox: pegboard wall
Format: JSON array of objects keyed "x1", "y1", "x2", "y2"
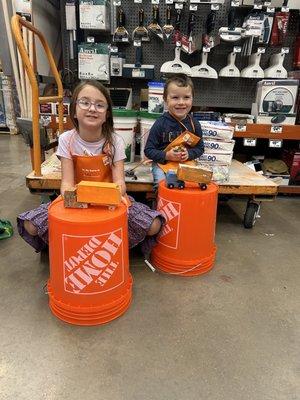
[{"x1": 60, "y1": 0, "x2": 299, "y2": 111}]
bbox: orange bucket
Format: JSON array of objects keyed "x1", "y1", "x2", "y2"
[
  {"x1": 151, "y1": 181, "x2": 218, "y2": 276},
  {"x1": 47, "y1": 197, "x2": 132, "y2": 325}
]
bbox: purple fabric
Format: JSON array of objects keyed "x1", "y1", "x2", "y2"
[{"x1": 17, "y1": 197, "x2": 164, "y2": 255}]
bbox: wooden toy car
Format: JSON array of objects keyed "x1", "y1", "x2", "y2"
[
  {"x1": 64, "y1": 181, "x2": 121, "y2": 208},
  {"x1": 166, "y1": 170, "x2": 185, "y2": 189}
]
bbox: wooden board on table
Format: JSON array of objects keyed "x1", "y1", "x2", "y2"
[{"x1": 26, "y1": 156, "x2": 278, "y2": 196}]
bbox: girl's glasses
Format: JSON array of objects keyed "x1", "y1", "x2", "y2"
[{"x1": 77, "y1": 98, "x2": 108, "y2": 112}]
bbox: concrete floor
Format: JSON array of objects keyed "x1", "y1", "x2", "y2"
[{"x1": 0, "y1": 134, "x2": 299, "y2": 400}]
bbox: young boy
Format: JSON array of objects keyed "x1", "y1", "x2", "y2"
[{"x1": 144, "y1": 74, "x2": 204, "y2": 186}]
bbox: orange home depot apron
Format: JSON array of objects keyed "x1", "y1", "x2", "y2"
[
  {"x1": 158, "y1": 115, "x2": 201, "y2": 174},
  {"x1": 69, "y1": 133, "x2": 131, "y2": 206}
]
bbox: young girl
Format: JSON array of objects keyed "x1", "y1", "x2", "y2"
[
  {"x1": 17, "y1": 80, "x2": 164, "y2": 256},
  {"x1": 144, "y1": 74, "x2": 204, "y2": 186}
]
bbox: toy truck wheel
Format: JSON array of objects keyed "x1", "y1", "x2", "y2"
[
  {"x1": 168, "y1": 183, "x2": 175, "y2": 189},
  {"x1": 178, "y1": 182, "x2": 185, "y2": 189},
  {"x1": 200, "y1": 183, "x2": 207, "y2": 190}
]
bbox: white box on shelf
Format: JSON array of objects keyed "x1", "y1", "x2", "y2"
[{"x1": 203, "y1": 139, "x2": 235, "y2": 153}]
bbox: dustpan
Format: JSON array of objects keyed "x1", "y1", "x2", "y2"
[
  {"x1": 191, "y1": 51, "x2": 218, "y2": 79},
  {"x1": 160, "y1": 46, "x2": 191, "y2": 75}
]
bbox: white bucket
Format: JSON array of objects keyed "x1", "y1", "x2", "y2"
[
  {"x1": 113, "y1": 110, "x2": 137, "y2": 163},
  {"x1": 139, "y1": 111, "x2": 161, "y2": 159},
  {"x1": 148, "y1": 81, "x2": 165, "y2": 114}
]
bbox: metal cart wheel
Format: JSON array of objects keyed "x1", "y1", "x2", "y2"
[{"x1": 243, "y1": 201, "x2": 261, "y2": 229}]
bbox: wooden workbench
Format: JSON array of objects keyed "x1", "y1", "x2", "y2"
[{"x1": 26, "y1": 154, "x2": 278, "y2": 197}]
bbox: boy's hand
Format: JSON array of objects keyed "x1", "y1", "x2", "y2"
[
  {"x1": 180, "y1": 148, "x2": 189, "y2": 162},
  {"x1": 166, "y1": 148, "x2": 189, "y2": 162}
]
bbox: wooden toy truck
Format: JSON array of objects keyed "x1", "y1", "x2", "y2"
[
  {"x1": 172, "y1": 163, "x2": 213, "y2": 190},
  {"x1": 63, "y1": 181, "x2": 121, "y2": 209}
]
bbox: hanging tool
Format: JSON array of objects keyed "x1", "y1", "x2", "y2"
[
  {"x1": 163, "y1": 6, "x2": 174, "y2": 40},
  {"x1": 123, "y1": 46, "x2": 154, "y2": 79},
  {"x1": 173, "y1": 8, "x2": 183, "y2": 44},
  {"x1": 191, "y1": 51, "x2": 218, "y2": 79},
  {"x1": 270, "y1": 11, "x2": 290, "y2": 46},
  {"x1": 113, "y1": 7, "x2": 129, "y2": 43},
  {"x1": 219, "y1": 51, "x2": 240, "y2": 77},
  {"x1": 241, "y1": 8, "x2": 265, "y2": 56},
  {"x1": 219, "y1": 7, "x2": 243, "y2": 42},
  {"x1": 132, "y1": 9, "x2": 150, "y2": 42},
  {"x1": 240, "y1": 51, "x2": 264, "y2": 78},
  {"x1": 181, "y1": 10, "x2": 197, "y2": 54},
  {"x1": 160, "y1": 46, "x2": 191, "y2": 75},
  {"x1": 148, "y1": 5, "x2": 164, "y2": 41},
  {"x1": 264, "y1": 52, "x2": 288, "y2": 78},
  {"x1": 203, "y1": 9, "x2": 217, "y2": 48}
]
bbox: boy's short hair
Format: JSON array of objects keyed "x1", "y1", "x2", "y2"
[{"x1": 163, "y1": 74, "x2": 194, "y2": 100}]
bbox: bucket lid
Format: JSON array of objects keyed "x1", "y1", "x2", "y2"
[
  {"x1": 139, "y1": 111, "x2": 162, "y2": 120},
  {"x1": 112, "y1": 109, "x2": 138, "y2": 117}
]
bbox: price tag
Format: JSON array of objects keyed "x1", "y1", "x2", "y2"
[
  {"x1": 56, "y1": 116, "x2": 67, "y2": 123},
  {"x1": 266, "y1": 7, "x2": 275, "y2": 12},
  {"x1": 87, "y1": 36, "x2": 95, "y2": 43},
  {"x1": 243, "y1": 138, "x2": 257, "y2": 147},
  {"x1": 110, "y1": 45, "x2": 118, "y2": 53},
  {"x1": 133, "y1": 40, "x2": 142, "y2": 47},
  {"x1": 132, "y1": 69, "x2": 145, "y2": 78},
  {"x1": 175, "y1": 3, "x2": 184, "y2": 9},
  {"x1": 281, "y1": 47, "x2": 289, "y2": 54},
  {"x1": 151, "y1": 0, "x2": 159, "y2": 4},
  {"x1": 264, "y1": 1, "x2": 271, "y2": 5},
  {"x1": 113, "y1": 0, "x2": 121, "y2": 5},
  {"x1": 254, "y1": 4, "x2": 263, "y2": 9},
  {"x1": 257, "y1": 47, "x2": 266, "y2": 54},
  {"x1": 235, "y1": 124, "x2": 246, "y2": 132},
  {"x1": 270, "y1": 125, "x2": 282, "y2": 133},
  {"x1": 281, "y1": 6, "x2": 289, "y2": 12},
  {"x1": 231, "y1": 0, "x2": 240, "y2": 7},
  {"x1": 190, "y1": 4, "x2": 198, "y2": 10},
  {"x1": 203, "y1": 46, "x2": 211, "y2": 52},
  {"x1": 233, "y1": 46, "x2": 242, "y2": 53},
  {"x1": 211, "y1": 4, "x2": 219, "y2": 10},
  {"x1": 165, "y1": 0, "x2": 173, "y2": 3},
  {"x1": 134, "y1": 0, "x2": 142, "y2": 3},
  {"x1": 269, "y1": 139, "x2": 282, "y2": 148}
]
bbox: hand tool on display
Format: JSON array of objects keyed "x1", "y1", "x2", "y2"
[
  {"x1": 113, "y1": 7, "x2": 129, "y2": 43},
  {"x1": 241, "y1": 6, "x2": 265, "y2": 56},
  {"x1": 148, "y1": 5, "x2": 164, "y2": 41},
  {"x1": 162, "y1": 6, "x2": 174, "y2": 40},
  {"x1": 160, "y1": 46, "x2": 191, "y2": 75},
  {"x1": 270, "y1": 11, "x2": 290, "y2": 46},
  {"x1": 203, "y1": 10, "x2": 217, "y2": 48},
  {"x1": 264, "y1": 52, "x2": 288, "y2": 78},
  {"x1": 123, "y1": 46, "x2": 154, "y2": 79},
  {"x1": 219, "y1": 51, "x2": 240, "y2": 77},
  {"x1": 240, "y1": 51, "x2": 264, "y2": 78},
  {"x1": 258, "y1": 10, "x2": 274, "y2": 45},
  {"x1": 172, "y1": 8, "x2": 183, "y2": 44},
  {"x1": 132, "y1": 9, "x2": 150, "y2": 42},
  {"x1": 65, "y1": 0, "x2": 77, "y2": 59},
  {"x1": 191, "y1": 50, "x2": 218, "y2": 79},
  {"x1": 181, "y1": 11, "x2": 197, "y2": 54},
  {"x1": 219, "y1": 7, "x2": 243, "y2": 42}
]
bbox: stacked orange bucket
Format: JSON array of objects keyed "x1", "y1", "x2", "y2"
[{"x1": 47, "y1": 197, "x2": 132, "y2": 325}]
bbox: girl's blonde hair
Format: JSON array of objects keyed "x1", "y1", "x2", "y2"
[
  {"x1": 163, "y1": 74, "x2": 195, "y2": 101},
  {"x1": 70, "y1": 80, "x2": 115, "y2": 159}
]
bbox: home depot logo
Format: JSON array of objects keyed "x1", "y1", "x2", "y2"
[
  {"x1": 62, "y1": 229, "x2": 124, "y2": 295},
  {"x1": 157, "y1": 197, "x2": 181, "y2": 249}
]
